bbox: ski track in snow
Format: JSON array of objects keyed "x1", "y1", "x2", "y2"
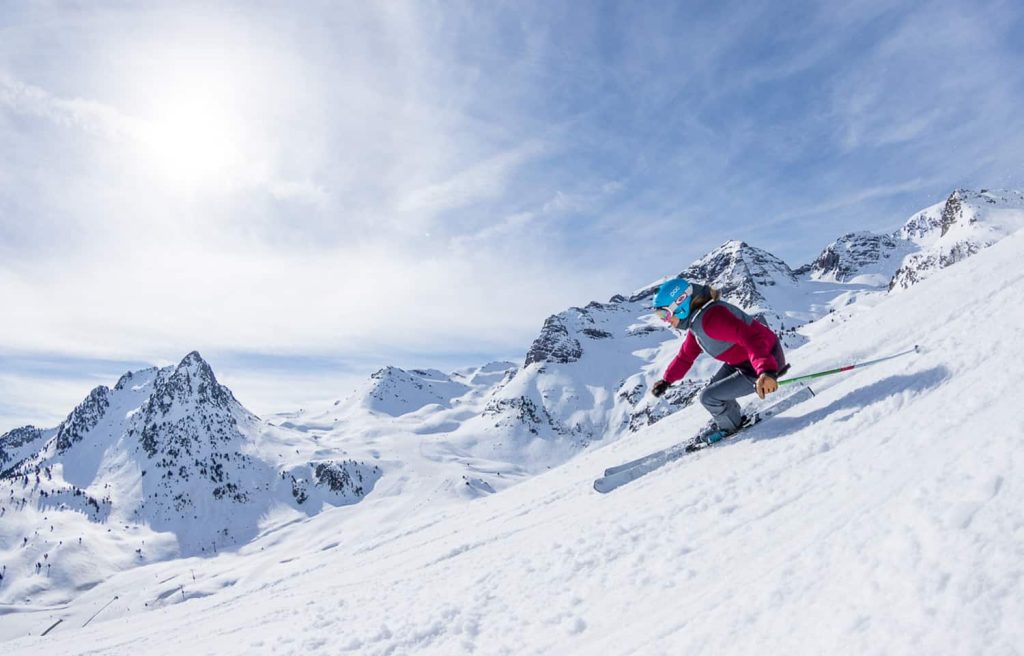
[{"x1": 4, "y1": 235, "x2": 1024, "y2": 654}]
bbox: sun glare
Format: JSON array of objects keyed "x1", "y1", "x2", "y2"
[
  {"x1": 115, "y1": 28, "x2": 285, "y2": 193},
  {"x1": 139, "y1": 95, "x2": 243, "y2": 188}
]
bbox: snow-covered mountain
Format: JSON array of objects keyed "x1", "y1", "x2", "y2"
[
  {"x1": 461, "y1": 189, "x2": 1024, "y2": 459},
  {"x1": 2, "y1": 188, "x2": 1023, "y2": 648},
  {"x1": 0, "y1": 352, "x2": 381, "y2": 605},
  {"x1": 801, "y1": 189, "x2": 1024, "y2": 292},
  {"x1": 677, "y1": 239, "x2": 799, "y2": 315},
  {"x1": 3, "y1": 192, "x2": 1024, "y2": 654},
  {"x1": 890, "y1": 188, "x2": 1024, "y2": 289},
  {"x1": 800, "y1": 231, "x2": 909, "y2": 283},
  {"x1": 481, "y1": 188, "x2": 1024, "y2": 457}
]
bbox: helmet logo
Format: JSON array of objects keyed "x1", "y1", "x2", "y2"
[{"x1": 654, "y1": 278, "x2": 693, "y2": 318}]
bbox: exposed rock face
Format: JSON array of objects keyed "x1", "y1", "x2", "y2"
[
  {"x1": 524, "y1": 299, "x2": 641, "y2": 367},
  {"x1": 899, "y1": 206, "x2": 944, "y2": 241},
  {"x1": 0, "y1": 426, "x2": 45, "y2": 475},
  {"x1": 525, "y1": 314, "x2": 584, "y2": 365},
  {"x1": 287, "y1": 460, "x2": 382, "y2": 505},
  {"x1": 805, "y1": 232, "x2": 903, "y2": 282},
  {"x1": 54, "y1": 386, "x2": 111, "y2": 454},
  {"x1": 482, "y1": 395, "x2": 559, "y2": 436},
  {"x1": 624, "y1": 380, "x2": 703, "y2": 432}
]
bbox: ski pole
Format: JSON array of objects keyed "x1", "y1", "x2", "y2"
[{"x1": 778, "y1": 345, "x2": 921, "y2": 386}]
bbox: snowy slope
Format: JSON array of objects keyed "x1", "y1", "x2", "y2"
[
  {"x1": 3, "y1": 212, "x2": 1022, "y2": 655},
  {"x1": 266, "y1": 359, "x2": 529, "y2": 497},
  {"x1": 2, "y1": 187, "x2": 1022, "y2": 650}
]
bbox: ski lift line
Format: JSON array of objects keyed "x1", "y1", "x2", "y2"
[{"x1": 778, "y1": 345, "x2": 921, "y2": 386}]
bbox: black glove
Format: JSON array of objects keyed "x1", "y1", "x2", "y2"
[{"x1": 651, "y1": 379, "x2": 670, "y2": 398}]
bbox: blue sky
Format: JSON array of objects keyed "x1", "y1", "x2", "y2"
[{"x1": 2, "y1": 0, "x2": 1023, "y2": 428}]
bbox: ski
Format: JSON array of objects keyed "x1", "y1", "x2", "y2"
[
  {"x1": 601, "y1": 404, "x2": 750, "y2": 478},
  {"x1": 594, "y1": 386, "x2": 815, "y2": 494}
]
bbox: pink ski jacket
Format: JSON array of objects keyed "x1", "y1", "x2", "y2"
[{"x1": 663, "y1": 301, "x2": 780, "y2": 383}]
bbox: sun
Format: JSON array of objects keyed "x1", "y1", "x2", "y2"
[
  {"x1": 116, "y1": 32, "x2": 281, "y2": 192},
  {"x1": 137, "y1": 93, "x2": 244, "y2": 188}
]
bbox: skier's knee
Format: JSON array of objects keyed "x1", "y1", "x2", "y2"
[{"x1": 698, "y1": 387, "x2": 718, "y2": 411}]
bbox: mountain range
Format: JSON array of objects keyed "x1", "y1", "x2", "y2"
[{"x1": 2, "y1": 187, "x2": 1023, "y2": 619}]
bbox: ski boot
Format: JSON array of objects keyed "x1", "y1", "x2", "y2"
[{"x1": 685, "y1": 416, "x2": 750, "y2": 452}]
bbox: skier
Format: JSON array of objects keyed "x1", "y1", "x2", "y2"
[{"x1": 649, "y1": 278, "x2": 788, "y2": 442}]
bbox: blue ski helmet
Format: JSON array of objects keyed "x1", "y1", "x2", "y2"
[{"x1": 653, "y1": 278, "x2": 695, "y2": 321}]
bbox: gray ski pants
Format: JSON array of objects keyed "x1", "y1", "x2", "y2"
[{"x1": 699, "y1": 342, "x2": 786, "y2": 432}]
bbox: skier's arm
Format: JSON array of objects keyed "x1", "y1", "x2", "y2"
[
  {"x1": 703, "y1": 306, "x2": 779, "y2": 375},
  {"x1": 662, "y1": 332, "x2": 702, "y2": 383}
]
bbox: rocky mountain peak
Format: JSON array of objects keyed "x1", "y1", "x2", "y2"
[
  {"x1": 149, "y1": 351, "x2": 234, "y2": 415},
  {"x1": 684, "y1": 240, "x2": 795, "y2": 283},
  {"x1": 135, "y1": 362, "x2": 246, "y2": 459},
  {"x1": 180, "y1": 349, "x2": 213, "y2": 373},
  {"x1": 803, "y1": 231, "x2": 904, "y2": 282},
  {"x1": 679, "y1": 240, "x2": 795, "y2": 311}
]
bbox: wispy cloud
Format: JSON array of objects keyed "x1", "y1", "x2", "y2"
[
  {"x1": 3, "y1": 0, "x2": 1024, "y2": 428},
  {"x1": 0, "y1": 77, "x2": 130, "y2": 139},
  {"x1": 757, "y1": 178, "x2": 944, "y2": 230},
  {"x1": 397, "y1": 141, "x2": 548, "y2": 217}
]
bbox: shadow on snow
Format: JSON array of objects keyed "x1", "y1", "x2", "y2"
[{"x1": 749, "y1": 365, "x2": 951, "y2": 443}]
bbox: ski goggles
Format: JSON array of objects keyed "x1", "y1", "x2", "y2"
[
  {"x1": 654, "y1": 307, "x2": 674, "y2": 321},
  {"x1": 654, "y1": 284, "x2": 693, "y2": 321}
]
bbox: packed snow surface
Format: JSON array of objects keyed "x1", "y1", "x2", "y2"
[{"x1": 2, "y1": 220, "x2": 1022, "y2": 653}]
